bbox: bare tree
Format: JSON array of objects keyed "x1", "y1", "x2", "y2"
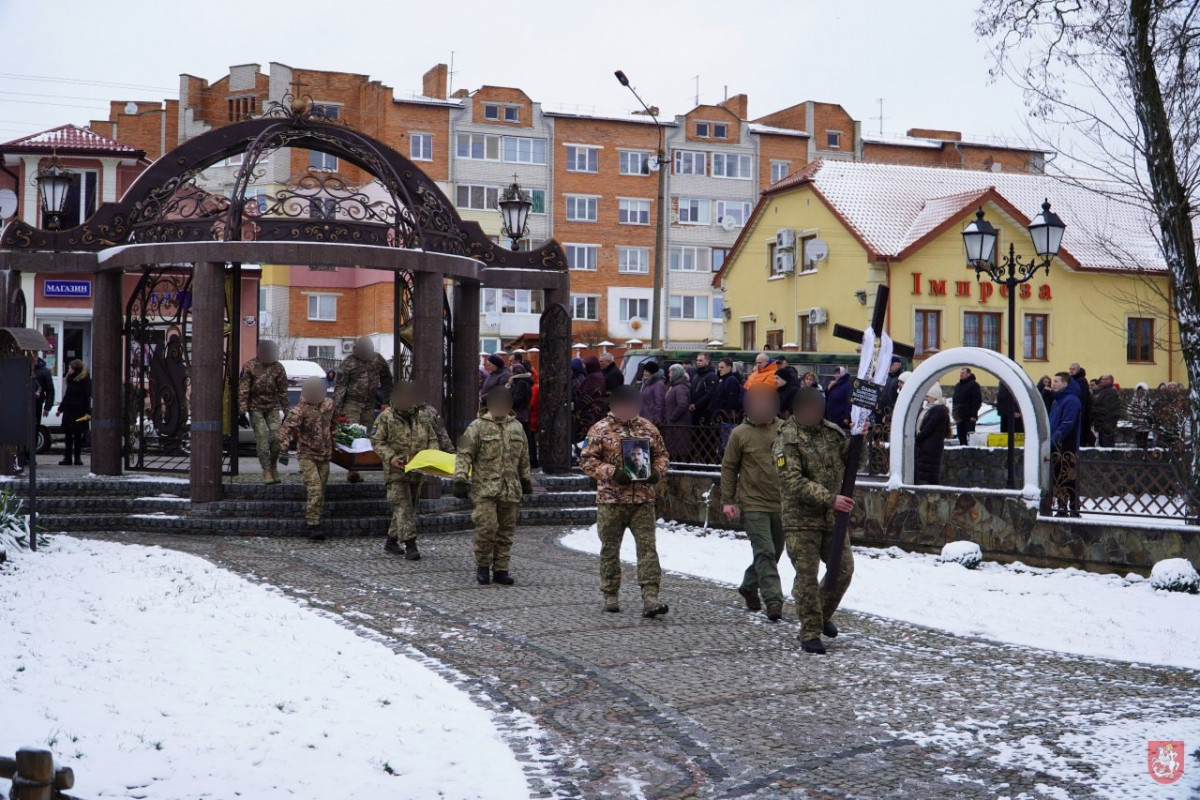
[{"x1": 978, "y1": 0, "x2": 1200, "y2": 481}]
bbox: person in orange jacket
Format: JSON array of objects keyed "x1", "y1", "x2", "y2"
[{"x1": 744, "y1": 352, "x2": 780, "y2": 391}]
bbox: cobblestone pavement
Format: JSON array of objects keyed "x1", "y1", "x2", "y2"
[{"x1": 88, "y1": 527, "x2": 1200, "y2": 799}]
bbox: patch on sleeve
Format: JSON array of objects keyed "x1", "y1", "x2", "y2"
[{"x1": 775, "y1": 451, "x2": 786, "y2": 468}]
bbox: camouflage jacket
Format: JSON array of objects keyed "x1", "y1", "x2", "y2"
[
  {"x1": 372, "y1": 406, "x2": 441, "y2": 481},
  {"x1": 238, "y1": 358, "x2": 288, "y2": 413},
  {"x1": 455, "y1": 412, "x2": 531, "y2": 502},
  {"x1": 278, "y1": 398, "x2": 338, "y2": 461},
  {"x1": 334, "y1": 353, "x2": 393, "y2": 408},
  {"x1": 417, "y1": 403, "x2": 455, "y2": 453},
  {"x1": 580, "y1": 414, "x2": 669, "y2": 505},
  {"x1": 774, "y1": 417, "x2": 849, "y2": 530}
]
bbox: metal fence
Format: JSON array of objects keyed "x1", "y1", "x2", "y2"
[{"x1": 1074, "y1": 447, "x2": 1199, "y2": 521}]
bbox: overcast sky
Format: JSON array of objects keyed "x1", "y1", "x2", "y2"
[{"x1": 0, "y1": 0, "x2": 1033, "y2": 146}]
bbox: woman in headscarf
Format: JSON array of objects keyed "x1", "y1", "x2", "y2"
[
  {"x1": 914, "y1": 383, "x2": 951, "y2": 485},
  {"x1": 57, "y1": 359, "x2": 92, "y2": 466},
  {"x1": 663, "y1": 363, "x2": 693, "y2": 461},
  {"x1": 639, "y1": 361, "x2": 667, "y2": 426},
  {"x1": 575, "y1": 356, "x2": 609, "y2": 437},
  {"x1": 479, "y1": 353, "x2": 511, "y2": 405},
  {"x1": 774, "y1": 366, "x2": 802, "y2": 420}
]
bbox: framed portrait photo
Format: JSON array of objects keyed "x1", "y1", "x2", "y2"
[{"x1": 621, "y1": 437, "x2": 653, "y2": 482}]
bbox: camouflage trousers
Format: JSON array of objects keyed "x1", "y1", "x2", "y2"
[
  {"x1": 386, "y1": 475, "x2": 423, "y2": 543},
  {"x1": 340, "y1": 399, "x2": 376, "y2": 428},
  {"x1": 739, "y1": 511, "x2": 786, "y2": 606},
  {"x1": 596, "y1": 503, "x2": 661, "y2": 600},
  {"x1": 786, "y1": 526, "x2": 854, "y2": 641},
  {"x1": 249, "y1": 409, "x2": 281, "y2": 472},
  {"x1": 297, "y1": 458, "x2": 330, "y2": 526},
  {"x1": 472, "y1": 497, "x2": 519, "y2": 570}
]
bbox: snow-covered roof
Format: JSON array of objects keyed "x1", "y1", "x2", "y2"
[
  {"x1": 0, "y1": 124, "x2": 144, "y2": 156},
  {"x1": 862, "y1": 131, "x2": 1049, "y2": 153},
  {"x1": 748, "y1": 123, "x2": 810, "y2": 138},
  {"x1": 770, "y1": 160, "x2": 1166, "y2": 273},
  {"x1": 393, "y1": 94, "x2": 463, "y2": 108},
  {"x1": 543, "y1": 109, "x2": 679, "y2": 127}
]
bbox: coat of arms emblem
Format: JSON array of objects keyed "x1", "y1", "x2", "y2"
[{"x1": 1147, "y1": 740, "x2": 1184, "y2": 784}]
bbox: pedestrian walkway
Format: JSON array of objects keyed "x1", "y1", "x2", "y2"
[{"x1": 91, "y1": 527, "x2": 1199, "y2": 798}]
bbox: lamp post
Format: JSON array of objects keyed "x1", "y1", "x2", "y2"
[
  {"x1": 36, "y1": 152, "x2": 74, "y2": 231},
  {"x1": 963, "y1": 199, "x2": 1066, "y2": 489},
  {"x1": 498, "y1": 175, "x2": 532, "y2": 251},
  {"x1": 615, "y1": 70, "x2": 667, "y2": 350}
]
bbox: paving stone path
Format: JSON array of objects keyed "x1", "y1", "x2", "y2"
[{"x1": 91, "y1": 527, "x2": 1200, "y2": 799}]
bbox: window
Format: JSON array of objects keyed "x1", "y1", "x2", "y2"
[
  {"x1": 915, "y1": 310, "x2": 941, "y2": 357},
  {"x1": 307, "y1": 294, "x2": 337, "y2": 322},
  {"x1": 570, "y1": 295, "x2": 599, "y2": 321},
  {"x1": 483, "y1": 103, "x2": 500, "y2": 120},
  {"x1": 618, "y1": 198, "x2": 651, "y2": 225},
  {"x1": 308, "y1": 197, "x2": 337, "y2": 220},
  {"x1": 312, "y1": 103, "x2": 340, "y2": 121},
  {"x1": 566, "y1": 244, "x2": 599, "y2": 270},
  {"x1": 309, "y1": 150, "x2": 337, "y2": 171},
  {"x1": 696, "y1": 122, "x2": 710, "y2": 138},
  {"x1": 669, "y1": 245, "x2": 712, "y2": 272},
  {"x1": 619, "y1": 150, "x2": 651, "y2": 175},
  {"x1": 798, "y1": 237, "x2": 820, "y2": 274},
  {"x1": 673, "y1": 150, "x2": 706, "y2": 175},
  {"x1": 504, "y1": 105, "x2": 520, "y2": 122},
  {"x1": 479, "y1": 337, "x2": 502, "y2": 354},
  {"x1": 766, "y1": 329, "x2": 784, "y2": 350},
  {"x1": 713, "y1": 123, "x2": 729, "y2": 139},
  {"x1": 963, "y1": 311, "x2": 1002, "y2": 351},
  {"x1": 455, "y1": 184, "x2": 500, "y2": 211},
  {"x1": 503, "y1": 136, "x2": 547, "y2": 164},
  {"x1": 456, "y1": 133, "x2": 501, "y2": 160},
  {"x1": 565, "y1": 195, "x2": 598, "y2": 222},
  {"x1": 528, "y1": 188, "x2": 546, "y2": 214},
  {"x1": 410, "y1": 133, "x2": 433, "y2": 161},
  {"x1": 712, "y1": 153, "x2": 753, "y2": 179},
  {"x1": 307, "y1": 345, "x2": 335, "y2": 360},
  {"x1": 741, "y1": 320, "x2": 757, "y2": 350},
  {"x1": 771, "y1": 160, "x2": 790, "y2": 184},
  {"x1": 712, "y1": 247, "x2": 730, "y2": 273},
  {"x1": 1024, "y1": 314, "x2": 1049, "y2": 361},
  {"x1": 800, "y1": 314, "x2": 818, "y2": 351},
  {"x1": 619, "y1": 297, "x2": 650, "y2": 322},
  {"x1": 712, "y1": 294, "x2": 724, "y2": 319},
  {"x1": 618, "y1": 246, "x2": 650, "y2": 274},
  {"x1": 60, "y1": 170, "x2": 98, "y2": 227},
  {"x1": 677, "y1": 197, "x2": 711, "y2": 225},
  {"x1": 566, "y1": 146, "x2": 599, "y2": 173},
  {"x1": 715, "y1": 200, "x2": 751, "y2": 228},
  {"x1": 246, "y1": 188, "x2": 269, "y2": 215},
  {"x1": 826, "y1": 130, "x2": 842, "y2": 149},
  {"x1": 484, "y1": 288, "x2": 545, "y2": 314},
  {"x1": 1127, "y1": 317, "x2": 1155, "y2": 362},
  {"x1": 669, "y1": 294, "x2": 710, "y2": 320}
]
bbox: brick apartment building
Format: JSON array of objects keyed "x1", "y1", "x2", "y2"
[{"x1": 9, "y1": 61, "x2": 1046, "y2": 364}]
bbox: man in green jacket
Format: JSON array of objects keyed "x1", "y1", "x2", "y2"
[
  {"x1": 722, "y1": 386, "x2": 785, "y2": 621},
  {"x1": 372, "y1": 382, "x2": 443, "y2": 560},
  {"x1": 775, "y1": 387, "x2": 854, "y2": 655}
]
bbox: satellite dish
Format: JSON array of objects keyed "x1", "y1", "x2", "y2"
[
  {"x1": 719, "y1": 216, "x2": 738, "y2": 232},
  {"x1": 0, "y1": 189, "x2": 16, "y2": 220},
  {"x1": 124, "y1": 101, "x2": 139, "y2": 116},
  {"x1": 646, "y1": 155, "x2": 661, "y2": 173},
  {"x1": 806, "y1": 238, "x2": 829, "y2": 263}
]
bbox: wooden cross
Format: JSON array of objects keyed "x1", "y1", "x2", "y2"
[{"x1": 826, "y1": 285, "x2": 914, "y2": 594}]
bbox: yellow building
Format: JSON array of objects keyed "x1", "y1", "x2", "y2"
[{"x1": 714, "y1": 161, "x2": 1185, "y2": 387}]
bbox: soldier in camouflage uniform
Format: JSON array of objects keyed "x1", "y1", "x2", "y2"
[
  {"x1": 278, "y1": 379, "x2": 339, "y2": 540},
  {"x1": 417, "y1": 402, "x2": 455, "y2": 453},
  {"x1": 453, "y1": 386, "x2": 532, "y2": 586},
  {"x1": 239, "y1": 340, "x2": 289, "y2": 484},
  {"x1": 372, "y1": 383, "x2": 443, "y2": 560},
  {"x1": 775, "y1": 387, "x2": 855, "y2": 654},
  {"x1": 579, "y1": 385, "x2": 670, "y2": 617},
  {"x1": 334, "y1": 336, "x2": 394, "y2": 482}
]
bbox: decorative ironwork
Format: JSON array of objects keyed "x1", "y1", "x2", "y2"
[
  {"x1": 537, "y1": 303, "x2": 572, "y2": 473},
  {"x1": 1076, "y1": 448, "x2": 1198, "y2": 521}
]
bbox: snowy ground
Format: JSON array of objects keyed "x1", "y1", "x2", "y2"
[
  {"x1": 560, "y1": 523, "x2": 1200, "y2": 671},
  {"x1": 0, "y1": 537, "x2": 533, "y2": 799}
]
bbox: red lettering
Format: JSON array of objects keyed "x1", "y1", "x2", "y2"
[
  {"x1": 1039, "y1": 284, "x2": 1052, "y2": 300},
  {"x1": 999, "y1": 284, "x2": 1009, "y2": 299},
  {"x1": 980, "y1": 282, "x2": 994, "y2": 303},
  {"x1": 1020, "y1": 283, "x2": 1032, "y2": 299},
  {"x1": 928, "y1": 279, "x2": 947, "y2": 296},
  {"x1": 956, "y1": 281, "x2": 972, "y2": 297},
  {"x1": 912, "y1": 272, "x2": 922, "y2": 295}
]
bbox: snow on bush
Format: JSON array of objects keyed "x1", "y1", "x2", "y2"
[
  {"x1": 1149, "y1": 558, "x2": 1200, "y2": 594},
  {"x1": 938, "y1": 540, "x2": 983, "y2": 570},
  {"x1": 0, "y1": 489, "x2": 30, "y2": 564}
]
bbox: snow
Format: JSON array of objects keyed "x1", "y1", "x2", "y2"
[
  {"x1": 1150, "y1": 558, "x2": 1200, "y2": 593},
  {"x1": 938, "y1": 540, "x2": 982, "y2": 569},
  {"x1": 0, "y1": 537, "x2": 532, "y2": 799},
  {"x1": 560, "y1": 524, "x2": 1200, "y2": 670}
]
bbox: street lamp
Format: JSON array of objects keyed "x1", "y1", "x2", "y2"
[
  {"x1": 963, "y1": 199, "x2": 1066, "y2": 489},
  {"x1": 615, "y1": 69, "x2": 667, "y2": 350},
  {"x1": 36, "y1": 152, "x2": 74, "y2": 231},
  {"x1": 498, "y1": 175, "x2": 532, "y2": 251}
]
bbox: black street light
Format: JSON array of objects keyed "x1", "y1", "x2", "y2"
[
  {"x1": 36, "y1": 151, "x2": 74, "y2": 231},
  {"x1": 963, "y1": 199, "x2": 1067, "y2": 489},
  {"x1": 498, "y1": 175, "x2": 532, "y2": 251},
  {"x1": 615, "y1": 69, "x2": 667, "y2": 349}
]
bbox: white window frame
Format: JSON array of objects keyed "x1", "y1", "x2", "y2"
[
  {"x1": 307, "y1": 344, "x2": 336, "y2": 360},
  {"x1": 713, "y1": 122, "x2": 729, "y2": 139},
  {"x1": 826, "y1": 130, "x2": 842, "y2": 150},
  {"x1": 619, "y1": 150, "x2": 651, "y2": 175},
  {"x1": 715, "y1": 200, "x2": 752, "y2": 228},
  {"x1": 456, "y1": 132, "x2": 501, "y2": 161},
  {"x1": 565, "y1": 243, "x2": 600, "y2": 270},
  {"x1": 770, "y1": 159, "x2": 790, "y2": 184},
  {"x1": 565, "y1": 195, "x2": 599, "y2": 222},
  {"x1": 486, "y1": 288, "x2": 544, "y2": 315},
  {"x1": 618, "y1": 197, "x2": 651, "y2": 225},
  {"x1": 677, "y1": 197, "x2": 711, "y2": 225},
  {"x1": 455, "y1": 184, "x2": 500, "y2": 211},
  {"x1": 410, "y1": 132, "x2": 433, "y2": 161},
  {"x1": 503, "y1": 136, "x2": 547, "y2": 164},
  {"x1": 696, "y1": 122, "x2": 710, "y2": 138},
  {"x1": 712, "y1": 152, "x2": 753, "y2": 179},
  {"x1": 669, "y1": 245, "x2": 712, "y2": 272},
  {"x1": 504, "y1": 104, "x2": 520, "y2": 122},
  {"x1": 311, "y1": 102, "x2": 341, "y2": 121},
  {"x1": 309, "y1": 150, "x2": 337, "y2": 171},
  {"x1": 619, "y1": 296, "x2": 651, "y2": 322},
  {"x1": 306, "y1": 293, "x2": 338, "y2": 322},
  {"x1": 527, "y1": 188, "x2": 546, "y2": 215},
  {"x1": 483, "y1": 103, "x2": 500, "y2": 121},
  {"x1": 669, "y1": 294, "x2": 711, "y2": 321},
  {"x1": 570, "y1": 294, "x2": 600, "y2": 321},
  {"x1": 565, "y1": 145, "x2": 599, "y2": 173},
  {"x1": 618, "y1": 246, "x2": 650, "y2": 274},
  {"x1": 673, "y1": 149, "x2": 706, "y2": 175}
]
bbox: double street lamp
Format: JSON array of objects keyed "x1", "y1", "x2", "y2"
[{"x1": 962, "y1": 199, "x2": 1067, "y2": 489}]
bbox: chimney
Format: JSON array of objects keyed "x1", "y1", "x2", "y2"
[
  {"x1": 907, "y1": 128, "x2": 962, "y2": 142},
  {"x1": 719, "y1": 93, "x2": 748, "y2": 119},
  {"x1": 422, "y1": 64, "x2": 448, "y2": 100}
]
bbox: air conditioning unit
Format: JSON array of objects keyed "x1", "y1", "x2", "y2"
[
  {"x1": 775, "y1": 228, "x2": 796, "y2": 251},
  {"x1": 340, "y1": 340, "x2": 355, "y2": 354},
  {"x1": 773, "y1": 250, "x2": 795, "y2": 274},
  {"x1": 808, "y1": 307, "x2": 828, "y2": 325}
]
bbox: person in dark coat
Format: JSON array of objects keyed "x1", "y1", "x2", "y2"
[
  {"x1": 575, "y1": 356, "x2": 609, "y2": 437},
  {"x1": 599, "y1": 352, "x2": 624, "y2": 395},
  {"x1": 1049, "y1": 372, "x2": 1083, "y2": 516},
  {"x1": 1068, "y1": 363, "x2": 1095, "y2": 447},
  {"x1": 508, "y1": 363, "x2": 536, "y2": 466},
  {"x1": 879, "y1": 357, "x2": 904, "y2": 415},
  {"x1": 951, "y1": 368, "x2": 983, "y2": 445},
  {"x1": 570, "y1": 357, "x2": 587, "y2": 392},
  {"x1": 56, "y1": 359, "x2": 92, "y2": 466},
  {"x1": 996, "y1": 383, "x2": 1024, "y2": 435},
  {"x1": 479, "y1": 353, "x2": 511, "y2": 406},
  {"x1": 1091, "y1": 374, "x2": 1122, "y2": 447},
  {"x1": 824, "y1": 370, "x2": 852, "y2": 431},
  {"x1": 663, "y1": 364, "x2": 693, "y2": 461},
  {"x1": 1038, "y1": 375, "x2": 1055, "y2": 411},
  {"x1": 914, "y1": 384, "x2": 950, "y2": 485},
  {"x1": 34, "y1": 356, "x2": 55, "y2": 418},
  {"x1": 689, "y1": 352, "x2": 719, "y2": 424},
  {"x1": 775, "y1": 366, "x2": 802, "y2": 422},
  {"x1": 709, "y1": 358, "x2": 744, "y2": 421},
  {"x1": 639, "y1": 362, "x2": 667, "y2": 426}
]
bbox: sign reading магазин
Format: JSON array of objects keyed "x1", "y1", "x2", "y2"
[{"x1": 43, "y1": 280, "x2": 92, "y2": 299}]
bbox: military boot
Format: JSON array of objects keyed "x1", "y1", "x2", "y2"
[
  {"x1": 404, "y1": 540, "x2": 421, "y2": 561},
  {"x1": 766, "y1": 602, "x2": 783, "y2": 621},
  {"x1": 800, "y1": 637, "x2": 827, "y2": 655},
  {"x1": 492, "y1": 570, "x2": 514, "y2": 586},
  {"x1": 263, "y1": 469, "x2": 279, "y2": 485},
  {"x1": 347, "y1": 471, "x2": 363, "y2": 483},
  {"x1": 307, "y1": 524, "x2": 325, "y2": 542},
  {"x1": 603, "y1": 596, "x2": 620, "y2": 613},
  {"x1": 738, "y1": 587, "x2": 762, "y2": 612},
  {"x1": 642, "y1": 598, "x2": 669, "y2": 618},
  {"x1": 384, "y1": 538, "x2": 402, "y2": 555},
  {"x1": 476, "y1": 566, "x2": 491, "y2": 585},
  {"x1": 822, "y1": 620, "x2": 839, "y2": 638}
]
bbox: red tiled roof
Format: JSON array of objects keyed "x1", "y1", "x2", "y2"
[{"x1": 0, "y1": 124, "x2": 144, "y2": 157}]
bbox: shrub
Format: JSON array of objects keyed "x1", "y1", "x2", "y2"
[
  {"x1": 1149, "y1": 558, "x2": 1200, "y2": 594},
  {"x1": 939, "y1": 540, "x2": 983, "y2": 570}
]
